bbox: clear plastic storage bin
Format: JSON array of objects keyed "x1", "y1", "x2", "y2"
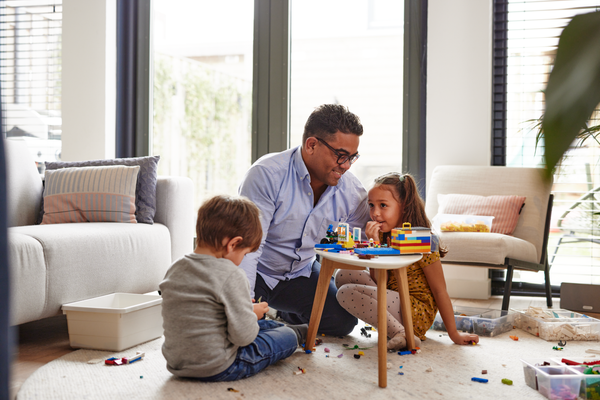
[
  {"x1": 515, "y1": 309, "x2": 600, "y2": 341},
  {"x1": 430, "y1": 306, "x2": 515, "y2": 336}
]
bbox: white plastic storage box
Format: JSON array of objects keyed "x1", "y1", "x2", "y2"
[
  {"x1": 569, "y1": 365, "x2": 600, "y2": 400},
  {"x1": 536, "y1": 365, "x2": 582, "y2": 400},
  {"x1": 522, "y1": 358, "x2": 600, "y2": 399},
  {"x1": 62, "y1": 293, "x2": 163, "y2": 351},
  {"x1": 515, "y1": 309, "x2": 600, "y2": 341},
  {"x1": 521, "y1": 359, "x2": 562, "y2": 391}
]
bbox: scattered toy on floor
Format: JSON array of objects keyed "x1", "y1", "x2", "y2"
[
  {"x1": 471, "y1": 377, "x2": 488, "y2": 383},
  {"x1": 558, "y1": 340, "x2": 566, "y2": 346},
  {"x1": 501, "y1": 378, "x2": 513, "y2": 385},
  {"x1": 509, "y1": 335, "x2": 519, "y2": 341}
]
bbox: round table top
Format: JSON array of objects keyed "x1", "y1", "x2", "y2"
[{"x1": 315, "y1": 249, "x2": 423, "y2": 270}]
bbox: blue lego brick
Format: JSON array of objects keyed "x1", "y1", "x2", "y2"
[
  {"x1": 354, "y1": 248, "x2": 401, "y2": 256},
  {"x1": 315, "y1": 244, "x2": 344, "y2": 250}
]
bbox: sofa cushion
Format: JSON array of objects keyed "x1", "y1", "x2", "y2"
[
  {"x1": 5, "y1": 140, "x2": 43, "y2": 227},
  {"x1": 10, "y1": 223, "x2": 172, "y2": 320},
  {"x1": 41, "y1": 165, "x2": 139, "y2": 224},
  {"x1": 43, "y1": 155, "x2": 160, "y2": 224},
  {"x1": 440, "y1": 231, "x2": 538, "y2": 265},
  {"x1": 8, "y1": 232, "x2": 47, "y2": 325},
  {"x1": 437, "y1": 194, "x2": 526, "y2": 235}
]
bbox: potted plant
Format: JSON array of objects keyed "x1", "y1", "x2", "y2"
[{"x1": 540, "y1": 11, "x2": 600, "y2": 179}]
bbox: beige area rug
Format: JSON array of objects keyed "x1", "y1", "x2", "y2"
[{"x1": 17, "y1": 323, "x2": 600, "y2": 400}]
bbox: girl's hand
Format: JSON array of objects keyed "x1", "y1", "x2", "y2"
[
  {"x1": 366, "y1": 221, "x2": 382, "y2": 240},
  {"x1": 253, "y1": 301, "x2": 269, "y2": 320},
  {"x1": 450, "y1": 332, "x2": 480, "y2": 345}
]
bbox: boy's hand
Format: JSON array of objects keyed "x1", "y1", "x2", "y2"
[
  {"x1": 450, "y1": 332, "x2": 480, "y2": 345},
  {"x1": 253, "y1": 301, "x2": 269, "y2": 320},
  {"x1": 366, "y1": 221, "x2": 382, "y2": 240}
]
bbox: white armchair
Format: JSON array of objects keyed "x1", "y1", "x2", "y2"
[{"x1": 426, "y1": 165, "x2": 554, "y2": 310}]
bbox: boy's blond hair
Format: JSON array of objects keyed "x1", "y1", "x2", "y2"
[{"x1": 195, "y1": 195, "x2": 262, "y2": 252}]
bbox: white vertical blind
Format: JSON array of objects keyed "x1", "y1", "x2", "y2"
[
  {"x1": 505, "y1": 0, "x2": 600, "y2": 285},
  {"x1": 0, "y1": 0, "x2": 62, "y2": 170}
]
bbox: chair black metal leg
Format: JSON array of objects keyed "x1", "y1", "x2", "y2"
[
  {"x1": 549, "y1": 235, "x2": 565, "y2": 266},
  {"x1": 544, "y1": 256, "x2": 553, "y2": 308},
  {"x1": 502, "y1": 265, "x2": 514, "y2": 311}
]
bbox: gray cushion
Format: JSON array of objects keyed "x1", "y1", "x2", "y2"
[{"x1": 41, "y1": 156, "x2": 160, "y2": 224}]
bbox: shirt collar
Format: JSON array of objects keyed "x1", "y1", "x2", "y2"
[{"x1": 293, "y1": 145, "x2": 310, "y2": 181}]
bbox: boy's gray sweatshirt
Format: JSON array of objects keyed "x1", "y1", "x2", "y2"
[{"x1": 159, "y1": 253, "x2": 259, "y2": 378}]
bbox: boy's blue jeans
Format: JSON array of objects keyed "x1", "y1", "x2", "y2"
[
  {"x1": 254, "y1": 259, "x2": 358, "y2": 336},
  {"x1": 197, "y1": 320, "x2": 298, "y2": 382}
]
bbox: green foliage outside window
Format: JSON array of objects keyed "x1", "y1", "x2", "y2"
[{"x1": 153, "y1": 53, "x2": 252, "y2": 211}]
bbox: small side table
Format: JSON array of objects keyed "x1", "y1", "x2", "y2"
[{"x1": 306, "y1": 250, "x2": 422, "y2": 388}]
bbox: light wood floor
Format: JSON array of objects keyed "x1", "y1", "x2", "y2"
[{"x1": 10, "y1": 295, "x2": 598, "y2": 400}]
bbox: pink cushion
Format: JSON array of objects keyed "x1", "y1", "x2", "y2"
[
  {"x1": 437, "y1": 194, "x2": 526, "y2": 235},
  {"x1": 41, "y1": 165, "x2": 139, "y2": 224}
]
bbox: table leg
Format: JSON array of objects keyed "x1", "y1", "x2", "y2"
[
  {"x1": 304, "y1": 258, "x2": 336, "y2": 352},
  {"x1": 392, "y1": 268, "x2": 415, "y2": 350},
  {"x1": 376, "y1": 269, "x2": 387, "y2": 388}
]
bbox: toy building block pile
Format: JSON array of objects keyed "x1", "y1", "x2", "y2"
[{"x1": 315, "y1": 222, "x2": 431, "y2": 256}]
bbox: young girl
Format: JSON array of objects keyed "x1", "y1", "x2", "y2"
[{"x1": 335, "y1": 173, "x2": 480, "y2": 350}]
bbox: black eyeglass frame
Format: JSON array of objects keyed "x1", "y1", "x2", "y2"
[{"x1": 314, "y1": 137, "x2": 360, "y2": 165}]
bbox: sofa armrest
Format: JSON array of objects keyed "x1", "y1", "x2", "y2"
[{"x1": 154, "y1": 176, "x2": 195, "y2": 262}]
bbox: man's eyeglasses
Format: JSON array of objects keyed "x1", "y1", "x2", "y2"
[{"x1": 315, "y1": 137, "x2": 360, "y2": 166}]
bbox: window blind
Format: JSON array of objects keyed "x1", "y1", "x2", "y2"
[
  {"x1": 494, "y1": 0, "x2": 600, "y2": 287},
  {"x1": 0, "y1": 0, "x2": 62, "y2": 162}
]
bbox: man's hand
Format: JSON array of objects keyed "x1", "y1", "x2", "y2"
[
  {"x1": 253, "y1": 301, "x2": 269, "y2": 320},
  {"x1": 365, "y1": 221, "x2": 382, "y2": 241}
]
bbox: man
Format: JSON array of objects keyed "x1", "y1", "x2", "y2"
[{"x1": 238, "y1": 104, "x2": 370, "y2": 336}]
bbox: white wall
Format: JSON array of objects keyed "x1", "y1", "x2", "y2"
[
  {"x1": 61, "y1": 0, "x2": 116, "y2": 161},
  {"x1": 426, "y1": 0, "x2": 492, "y2": 183},
  {"x1": 427, "y1": 0, "x2": 494, "y2": 299}
]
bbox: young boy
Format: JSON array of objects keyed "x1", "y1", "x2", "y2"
[{"x1": 160, "y1": 195, "x2": 307, "y2": 381}]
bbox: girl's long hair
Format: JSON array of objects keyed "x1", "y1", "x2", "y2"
[{"x1": 373, "y1": 172, "x2": 447, "y2": 257}]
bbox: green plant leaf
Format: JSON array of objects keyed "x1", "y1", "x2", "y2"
[{"x1": 541, "y1": 11, "x2": 600, "y2": 180}]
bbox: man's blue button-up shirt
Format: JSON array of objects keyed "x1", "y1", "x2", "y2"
[{"x1": 238, "y1": 146, "x2": 371, "y2": 297}]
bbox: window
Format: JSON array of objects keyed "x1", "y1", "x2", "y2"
[
  {"x1": 0, "y1": 0, "x2": 62, "y2": 174},
  {"x1": 152, "y1": 0, "x2": 253, "y2": 211},
  {"x1": 496, "y1": 0, "x2": 600, "y2": 287},
  {"x1": 290, "y1": 0, "x2": 404, "y2": 188}
]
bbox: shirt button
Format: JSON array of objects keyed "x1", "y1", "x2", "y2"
[{"x1": 308, "y1": 192, "x2": 312, "y2": 196}]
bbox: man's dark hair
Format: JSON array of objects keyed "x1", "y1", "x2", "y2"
[{"x1": 302, "y1": 104, "x2": 363, "y2": 145}]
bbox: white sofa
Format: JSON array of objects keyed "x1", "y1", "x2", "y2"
[{"x1": 6, "y1": 139, "x2": 194, "y2": 326}]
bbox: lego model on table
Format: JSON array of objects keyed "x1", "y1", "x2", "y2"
[{"x1": 316, "y1": 222, "x2": 431, "y2": 257}]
